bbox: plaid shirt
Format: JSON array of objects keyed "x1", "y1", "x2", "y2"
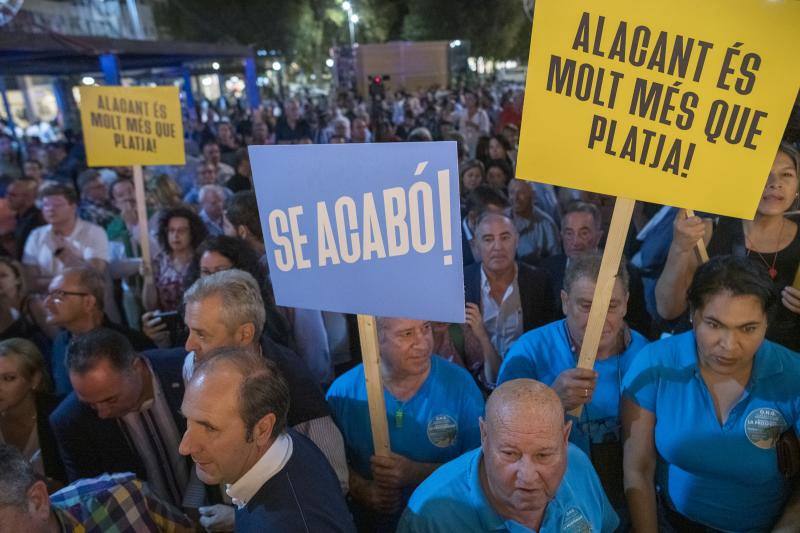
[{"x1": 51, "y1": 472, "x2": 194, "y2": 533}]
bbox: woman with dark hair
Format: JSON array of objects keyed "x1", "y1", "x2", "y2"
[
  {"x1": 656, "y1": 142, "x2": 800, "y2": 350},
  {"x1": 623, "y1": 255, "x2": 800, "y2": 532},
  {"x1": 185, "y1": 235, "x2": 291, "y2": 346},
  {"x1": 0, "y1": 338, "x2": 65, "y2": 484},
  {"x1": 142, "y1": 206, "x2": 207, "y2": 312},
  {"x1": 458, "y1": 159, "x2": 485, "y2": 215},
  {"x1": 487, "y1": 133, "x2": 514, "y2": 168},
  {"x1": 484, "y1": 158, "x2": 514, "y2": 192}
]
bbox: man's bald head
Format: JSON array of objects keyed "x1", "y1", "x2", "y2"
[
  {"x1": 485, "y1": 379, "x2": 564, "y2": 435},
  {"x1": 479, "y1": 379, "x2": 571, "y2": 520}
]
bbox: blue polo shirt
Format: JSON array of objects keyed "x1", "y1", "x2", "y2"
[
  {"x1": 622, "y1": 332, "x2": 800, "y2": 532},
  {"x1": 326, "y1": 355, "x2": 484, "y2": 484},
  {"x1": 398, "y1": 444, "x2": 619, "y2": 532},
  {"x1": 498, "y1": 319, "x2": 648, "y2": 454}
]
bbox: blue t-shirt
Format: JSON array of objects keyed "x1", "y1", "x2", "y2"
[
  {"x1": 398, "y1": 444, "x2": 619, "y2": 533},
  {"x1": 326, "y1": 356, "x2": 484, "y2": 484},
  {"x1": 498, "y1": 319, "x2": 649, "y2": 454},
  {"x1": 622, "y1": 332, "x2": 800, "y2": 532}
]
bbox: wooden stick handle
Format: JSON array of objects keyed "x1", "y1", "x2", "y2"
[
  {"x1": 570, "y1": 197, "x2": 636, "y2": 418},
  {"x1": 684, "y1": 209, "x2": 709, "y2": 264},
  {"x1": 132, "y1": 165, "x2": 151, "y2": 266},
  {"x1": 357, "y1": 314, "x2": 391, "y2": 457}
]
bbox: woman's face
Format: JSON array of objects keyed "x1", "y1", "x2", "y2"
[
  {"x1": 488, "y1": 138, "x2": 506, "y2": 161},
  {"x1": 0, "y1": 355, "x2": 38, "y2": 412},
  {"x1": 757, "y1": 151, "x2": 798, "y2": 216},
  {"x1": 461, "y1": 167, "x2": 483, "y2": 192},
  {"x1": 693, "y1": 291, "x2": 767, "y2": 377},
  {"x1": 0, "y1": 263, "x2": 20, "y2": 303},
  {"x1": 167, "y1": 217, "x2": 192, "y2": 254},
  {"x1": 200, "y1": 251, "x2": 234, "y2": 277},
  {"x1": 487, "y1": 167, "x2": 509, "y2": 190}
]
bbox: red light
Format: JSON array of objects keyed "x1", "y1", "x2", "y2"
[{"x1": 374, "y1": 76, "x2": 382, "y2": 83}]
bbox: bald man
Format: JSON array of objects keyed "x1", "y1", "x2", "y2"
[{"x1": 398, "y1": 379, "x2": 618, "y2": 532}]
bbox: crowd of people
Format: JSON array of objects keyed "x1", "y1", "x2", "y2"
[{"x1": 0, "y1": 83, "x2": 799, "y2": 532}]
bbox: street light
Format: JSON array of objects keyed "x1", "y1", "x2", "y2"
[
  {"x1": 326, "y1": 58, "x2": 335, "y2": 68},
  {"x1": 342, "y1": 1, "x2": 358, "y2": 47}
]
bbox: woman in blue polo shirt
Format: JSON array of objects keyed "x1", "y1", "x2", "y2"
[{"x1": 623, "y1": 255, "x2": 800, "y2": 532}]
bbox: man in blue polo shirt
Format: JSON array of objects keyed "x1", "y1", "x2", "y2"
[
  {"x1": 497, "y1": 254, "x2": 648, "y2": 508},
  {"x1": 326, "y1": 317, "x2": 485, "y2": 532},
  {"x1": 398, "y1": 378, "x2": 618, "y2": 532}
]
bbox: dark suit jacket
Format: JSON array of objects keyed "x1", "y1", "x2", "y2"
[
  {"x1": 539, "y1": 254, "x2": 568, "y2": 315},
  {"x1": 49, "y1": 352, "x2": 186, "y2": 483},
  {"x1": 464, "y1": 261, "x2": 556, "y2": 333}
]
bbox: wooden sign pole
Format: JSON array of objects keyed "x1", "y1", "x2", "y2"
[
  {"x1": 132, "y1": 165, "x2": 152, "y2": 267},
  {"x1": 357, "y1": 314, "x2": 391, "y2": 457},
  {"x1": 684, "y1": 209, "x2": 710, "y2": 263},
  {"x1": 570, "y1": 197, "x2": 636, "y2": 417}
]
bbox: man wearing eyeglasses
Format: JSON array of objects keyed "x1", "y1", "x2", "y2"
[
  {"x1": 45, "y1": 267, "x2": 154, "y2": 396},
  {"x1": 22, "y1": 184, "x2": 109, "y2": 293},
  {"x1": 497, "y1": 253, "x2": 649, "y2": 513}
]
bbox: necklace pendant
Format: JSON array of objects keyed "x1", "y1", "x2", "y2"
[{"x1": 769, "y1": 267, "x2": 778, "y2": 280}]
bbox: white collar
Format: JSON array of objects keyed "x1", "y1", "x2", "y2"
[{"x1": 226, "y1": 433, "x2": 293, "y2": 509}]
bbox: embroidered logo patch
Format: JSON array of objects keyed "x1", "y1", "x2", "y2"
[
  {"x1": 562, "y1": 507, "x2": 591, "y2": 533},
  {"x1": 744, "y1": 407, "x2": 787, "y2": 449},
  {"x1": 426, "y1": 414, "x2": 458, "y2": 448}
]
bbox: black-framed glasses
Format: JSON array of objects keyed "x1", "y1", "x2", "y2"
[{"x1": 45, "y1": 290, "x2": 90, "y2": 301}]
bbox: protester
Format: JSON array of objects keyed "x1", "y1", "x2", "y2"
[
  {"x1": 508, "y1": 179, "x2": 560, "y2": 264},
  {"x1": 179, "y1": 348, "x2": 356, "y2": 532},
  {"x1": 458, "y1": 90, "x2": 490, "y2": 158},
  {"x1": 485, "y1": 159, "x2": 514, "y2": 192},
  {"x1": 539, "y1": 201, "x2": 604, "y2": 303},
  {"x1": 0, "y1": 256, "x2": 52, "y2": 344},
  {"x1": 50, "y1": 328, "x2": 190, "y2": 507},
  {"x1": 6, "y1": 178, "x2": 44, "y2": 260},
  {"x1": 22, "y1": 184, "x2": 109, "y2": 293},
  {"x1": 201, "y1": 139, "x2": 234, "y2": 183},
  {"x1": 326, "y1": 317, "x2": 485, "y2": 531},
  {"x1": 656, "y1": 143, "x2": 800, "y2": 350},
  {"x1": 398, "y1": 379, "x2": 618, "y2": 532},
  {"x1": 143, "y1": 206, "x2": 207, "y2": 312},
  {"x1": 498, "y1": 254, "x2": 648, "y2": 508},
  {"x1": 0, "y1": 444, "x2": 193, "y2": 532},
  {"x1": 623, "y1": 256, "x2": 800, "y2": 532},
  {"x1": 464, "y1": 212, "x2": 556, "y2": 375},
  {"x1": 45, "y1": 267, "x2": 154, "y2": 395},
  {"x1": 180, "y1": 270, "x2": 348, "y2": 491},
  {"x1": 198, "y1": 184, "x2": 227, "y2": 236},
  {"x1": 0, "y1": 338, "x2": 65, "y2": 484},
  {"x1": 76, "y1": 169, "x2": 116, "y2": 228},
  {"x1": 458, "y1": 159, "x2": 485, "y2": 212}
]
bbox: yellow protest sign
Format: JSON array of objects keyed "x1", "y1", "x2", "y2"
[
  {"x1": 78, "y1": 86, "x2": 185, "y2": 167},
  {"x1": 517, "y1": 0, "x2": 800, "y2": 219}
]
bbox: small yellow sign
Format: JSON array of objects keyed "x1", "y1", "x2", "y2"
[
  {"x1": 79, "y1": 86, "x2": 185, "y2": 167},
  {"x1": 517, "y1": 0, "x2": 800, "y2": 219}
]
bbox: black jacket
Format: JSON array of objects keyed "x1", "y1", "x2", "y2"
[
  {"x1": 464, "y1": 261, "x2": 556, "y2": 333},
  {"x1": 49, "y1": 351, "x2": 185, "y2": 483}
]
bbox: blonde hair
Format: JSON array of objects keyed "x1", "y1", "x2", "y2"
[{"x1": 0, "y1": 338, "x2": 50, "y2": 393}]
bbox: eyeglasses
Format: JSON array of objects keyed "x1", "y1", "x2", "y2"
[{"x1": 45, "y1": 290, "x2": 89, "y2": 301}]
